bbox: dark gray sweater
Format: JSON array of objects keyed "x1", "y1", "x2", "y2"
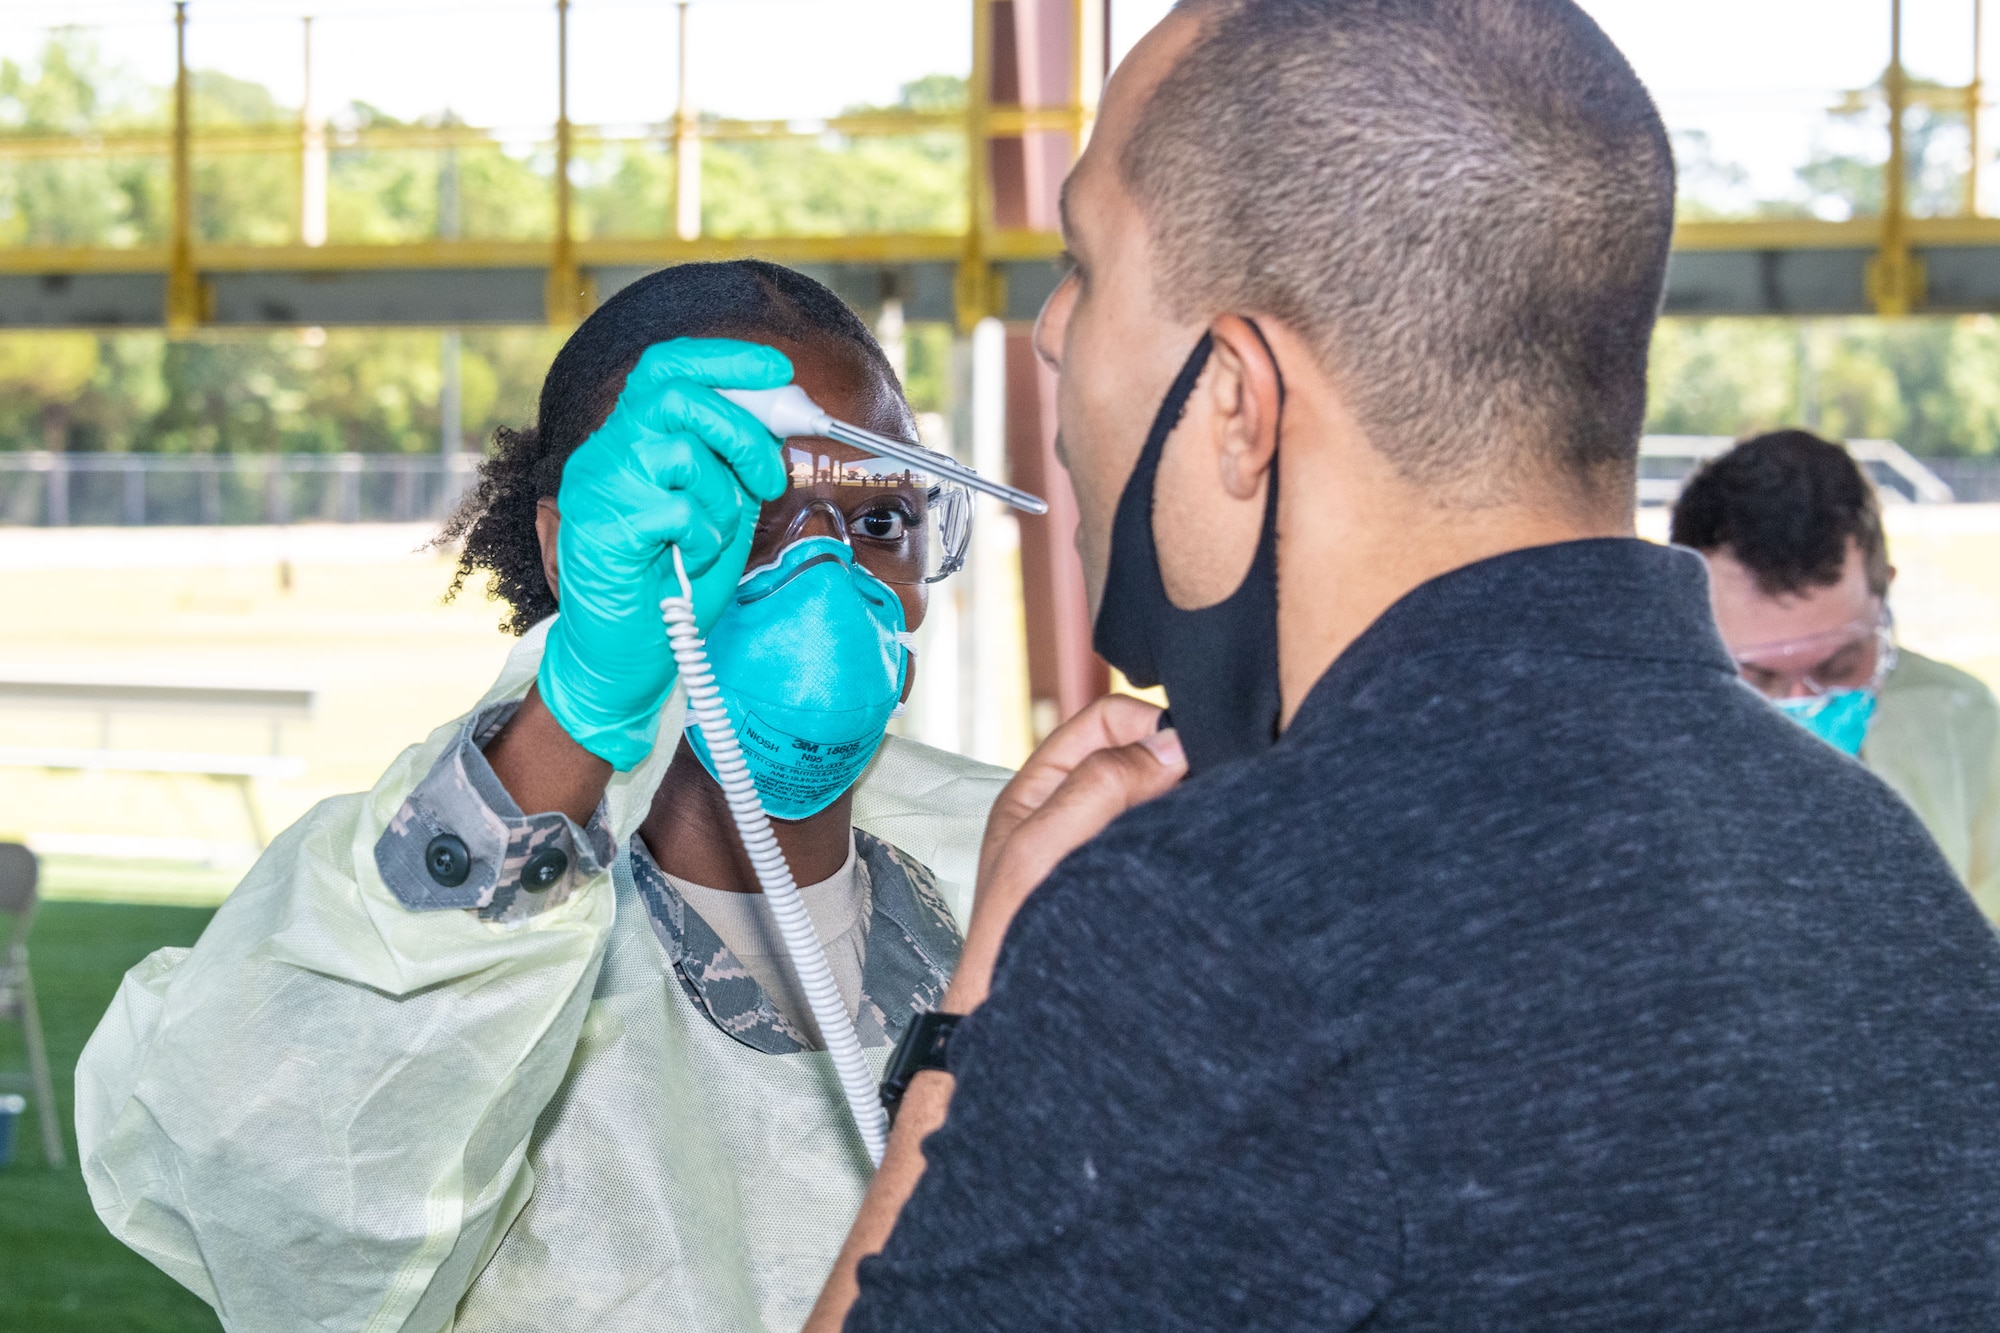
[{"x1": 851, "y1": 539, "x2": 2000, "y2": 1331}]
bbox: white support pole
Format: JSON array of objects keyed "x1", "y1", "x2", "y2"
[
  {"x1": 967, "y1": 317, "x2": 1029, "y2": 766},
  {"x1": 439, "y1": 119, "x2": 464, "y2": 499},
  {"x1": 301, "y1": 16, "x2": 327, "y2": 247},
  {"x1": 875, "y1": 296, "x2": 907, "y2": 387},
  {"x1": 900, "y1": 409, "x2": 964, "y2": 753},
  {"x1": 440, "y1": 332, "x2": 463, "y2": 458},
  {"x1": 674, "y1": 1, "x2": 702, "y2": 241}
]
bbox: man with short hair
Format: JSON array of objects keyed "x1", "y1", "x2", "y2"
[
  {"x1": 809, "y1": 1, "x2": 2000, "y2": 1328},
  {"x1": 1673, "y1": 428, "x2": 2000, "y2": 918}
]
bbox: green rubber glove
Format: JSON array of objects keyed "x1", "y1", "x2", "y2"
[{"x1": 539, "y1": 338, "x2": 793, "y2": 770}]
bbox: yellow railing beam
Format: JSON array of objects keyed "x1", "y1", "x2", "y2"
[
  {"x1": 25, "y1": 216, "x2": 2000, "y2": 280},
  {"x1": 0, "y1": 246, "x2": 173, "y2": 275},
  {"x1": 0, "y1": 234, "x2": 975, "y2": 278},
  {"x1": 1671, "y1": 219, "x2": 1882, "y2": 251},
  {"x1": 1674, "y1": 215, "x2": 2000, "y2": 251},
  {"x1": 0, "y1": 112, "x2": 975, "y2": 161},
  {"x1": 579, "y1": 233, "x2": 969, "y2": 267}
]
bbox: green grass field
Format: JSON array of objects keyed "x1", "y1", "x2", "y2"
[{"x1": 0, "y1": 902, "x2": 222, "y2": 1333}]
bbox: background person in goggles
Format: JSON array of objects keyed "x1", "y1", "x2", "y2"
[
  {"x1": 1674, "y1": 429, "x2": 2000, "y2": 918},
  {"x1": 74, "y1": 260, "x2": 1006, "y2": 1333}
]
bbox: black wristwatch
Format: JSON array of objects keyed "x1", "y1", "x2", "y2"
[{"x1": 880, "y1": 1010, "x2": 962, "y2": 1123}]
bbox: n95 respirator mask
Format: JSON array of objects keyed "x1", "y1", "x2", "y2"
[{"x1": 684, "y1": 535, "x2": 911, "y2": 819}]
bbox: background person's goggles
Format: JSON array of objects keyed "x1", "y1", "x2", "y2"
[
  {"x1": 749, "y1": 441, "x2": 971, "y2": 586},
  {"x1": 1732, "y1": 609, "x2": 1895, "y2": 699}
]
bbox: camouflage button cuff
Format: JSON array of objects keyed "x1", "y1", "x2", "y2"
[{"x1": 374, "y1": 700, "x2": 616, "y2": 923}]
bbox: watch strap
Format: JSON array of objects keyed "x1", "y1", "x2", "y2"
[{"x1": 880, "y1": 1010, "x2": 962, "y2": 1123}]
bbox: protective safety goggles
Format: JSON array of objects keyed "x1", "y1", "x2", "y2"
[
  {"x1": 1731, "y1": 606, "x2": 1896, "y2": 700},
  {"x1": 749, "y1": 441, "x2": 972, "y2": 586}
]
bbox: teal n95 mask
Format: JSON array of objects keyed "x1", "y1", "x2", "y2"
[
  {"x1": 684, "y1": 535, "x2": 911, "y2": 819},
  {"x1": 1740, "y1": 611, "x2": 1895, "y2": 759},
  {"x1": 1774, "y1": 689, "x2": 1878, "y2": 757}
]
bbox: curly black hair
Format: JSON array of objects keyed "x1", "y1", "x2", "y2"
[
  {"x1": 441, "y1": 260, "x2": 901, "y2": 634},
  {"x1": 1669, "y1": 429, "x2": 1891, "y2": 599}
]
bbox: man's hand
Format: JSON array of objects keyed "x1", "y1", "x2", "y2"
[
  {"x1": 805, "y1": 694, "x2": 1184, "y2": 1333},
  {"x1": 947, "y1": 693, "x2": 1186, "y2": 1013}
]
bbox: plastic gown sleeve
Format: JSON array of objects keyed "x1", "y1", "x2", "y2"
[{"x1": 75, "y1": 653, "x2": 622, "y2": 1333}]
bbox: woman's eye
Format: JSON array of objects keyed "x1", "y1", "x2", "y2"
[{"x1": 855, "y1": 506, "x2": 908, "y2": 541}]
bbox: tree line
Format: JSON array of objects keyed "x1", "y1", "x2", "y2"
[
  {"x1": 1, "y1": 34, "x2": 1996, "y2": 458},
  {"x1": 0, "y1": 34, "x2": 959, "y2": 458}
]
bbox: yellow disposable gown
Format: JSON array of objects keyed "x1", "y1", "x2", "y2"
[
  {"x1": 74, "y1": 620, "x2": 1008, "y2": 1333},
  {"x1": 1862, "y1": 647, "x2": 2000, "y2": 919}
]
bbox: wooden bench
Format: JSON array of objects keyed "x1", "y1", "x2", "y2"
[{"x1": 0, "y1": 680, "x2": 313, "y2": 846}]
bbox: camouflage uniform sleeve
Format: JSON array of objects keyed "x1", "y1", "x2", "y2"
[{"x1": 372, "y1": 700, "x2": 616, "y2": 923}]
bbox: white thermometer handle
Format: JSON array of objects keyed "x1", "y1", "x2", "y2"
[{"x1": 718, "y1": 385, "x2": 1050, "y2": 516}]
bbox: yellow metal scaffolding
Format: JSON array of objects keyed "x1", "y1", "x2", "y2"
[{"x1": 0, "y1": 0, "x2": 1989, "y2": 326}]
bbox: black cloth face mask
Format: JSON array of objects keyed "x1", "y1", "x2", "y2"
[{"x1": 1091, "y1": 331, "x2": 1283, "y2": 775}]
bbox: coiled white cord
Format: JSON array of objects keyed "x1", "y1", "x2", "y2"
[{"x1": 661, "y1": 546, "x2": 890, "y2": 1167}]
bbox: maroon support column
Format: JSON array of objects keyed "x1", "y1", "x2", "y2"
[{"x1": 990, "y1": 0, "x2": 1110, "y2": 734}]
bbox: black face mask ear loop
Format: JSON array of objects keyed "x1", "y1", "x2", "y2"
[
  {"x1": 1094, "y1": 319, "x2": 1291, "y2": 774},
  {"x1": 1240, "y1": 317, "x2": 1288, "y2": 418},
  {"x1": 1237, "y1": 314, "x2": 1287, "y2": 596},
  {"x1": 1235, "y1": 315, "x2": 1286, "y2": 734}
]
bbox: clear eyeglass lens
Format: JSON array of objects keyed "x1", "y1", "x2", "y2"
[
  {"x1": 1735, "y1": 616, "x2": 1892, "y2": 699},
  {"x1": 748, "y1": 444, "x2": 972, "y2": 585}
]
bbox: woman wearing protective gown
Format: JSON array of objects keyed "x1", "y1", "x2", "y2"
[{"x1": 76, "y1": 261, "x2": 1006, "y2": 1333}]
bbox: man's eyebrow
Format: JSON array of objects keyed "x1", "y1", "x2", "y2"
[{"x1": 1058, "y1": 177, "x2": 1076, "y2": 247}]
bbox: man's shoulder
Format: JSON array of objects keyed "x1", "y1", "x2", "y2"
[
  {"x1": 1031, "y1": 744, "x2": 1369, "y2": 943},
  {"x1": 1073, "y1": 752, "x2": 1300, "y2": 865},
  {"x1": 1063, "y1": 661, "x2": 1955, "y2": 941}
]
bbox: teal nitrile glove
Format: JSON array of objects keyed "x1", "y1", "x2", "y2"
[{"x1": 539, "y1": 338, "x2": 793, "y2": 770}]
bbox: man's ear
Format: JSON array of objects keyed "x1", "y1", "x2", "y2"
[
  {"x1": 536, "y1": 498, "x2": 562, "y2": 603},
  {"x1": 1206, "y1": 315, "x2": 1283, "y2": 499},
  {"x1": 1151, "y1": 314, "x2": 1285, "y2": 610}
]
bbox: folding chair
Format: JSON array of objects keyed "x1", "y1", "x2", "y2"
[{"x1": 0, "y1": 842, "x2": 64, "y2": 1167}]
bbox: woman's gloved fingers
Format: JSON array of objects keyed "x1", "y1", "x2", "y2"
[
  {"x1": 616, "y1": 432, "x2": 743, "y2": 575},
  {"x1": 612, "y1": 378, "x2": 789, "y2": 504},
  {"x1": 678, "y1": 438, "x2": 757, "y2": 563},
  {"x1": 620, "y1": 339, "x2": 794, "y2": 502}
]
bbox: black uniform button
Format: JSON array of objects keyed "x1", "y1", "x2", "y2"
[
  {"x1": 425, "y1": 834, "x2": 471, "y2": 888},
  {"x1": 522, "y1": 848, "x2": 569, "y2": 890}
]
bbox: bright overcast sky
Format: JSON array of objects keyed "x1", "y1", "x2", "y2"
[{"x1": 0, "y1": 0, "x2": 1981, "y2": 204}]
